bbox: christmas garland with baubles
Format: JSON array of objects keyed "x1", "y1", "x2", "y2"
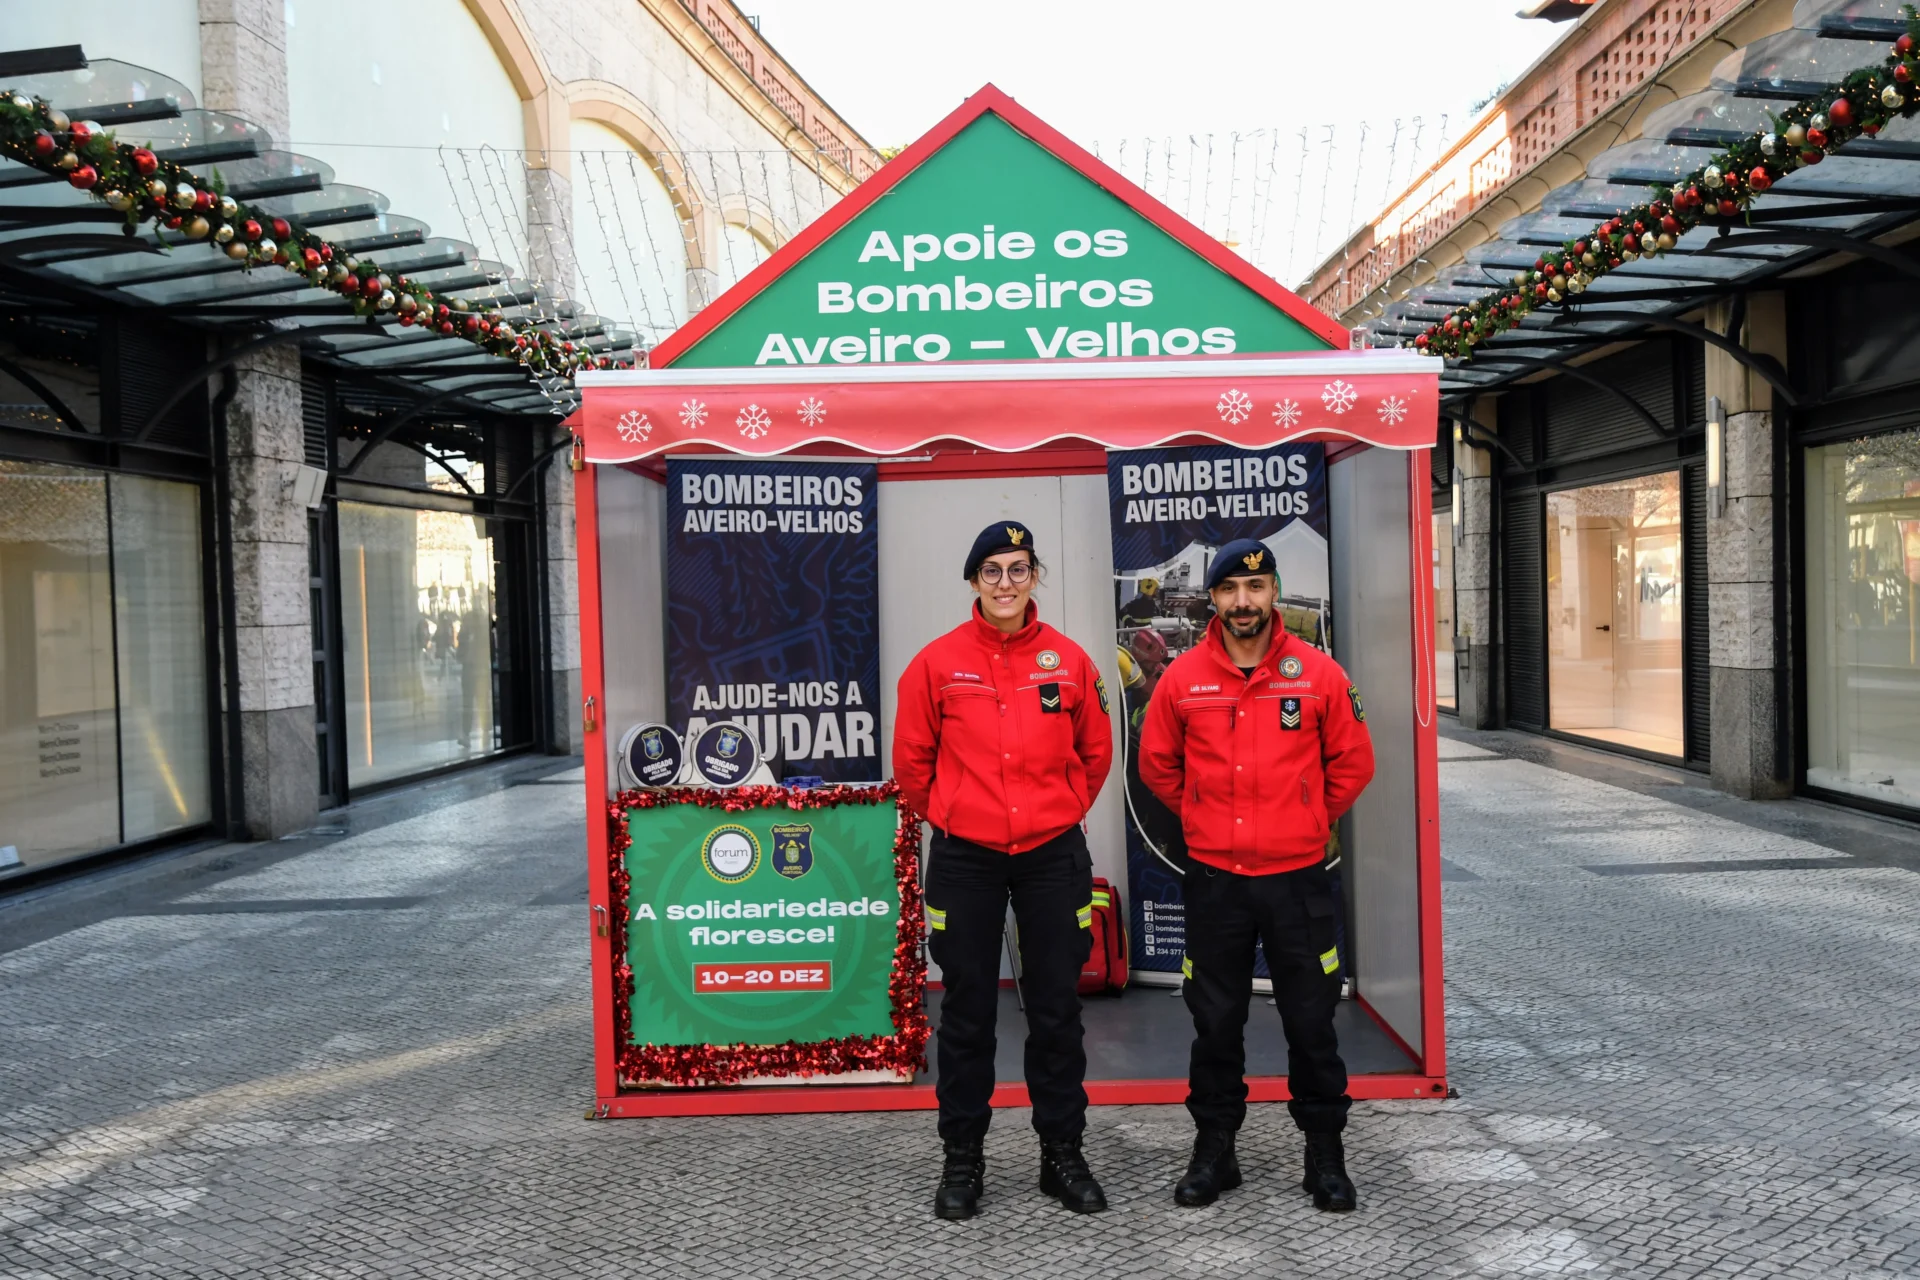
[
  {"x1": 0, "y1": 89, "x2": 634, "y2": 376},
  {"x1": 1415, "y1": 9, "x2": 1920, "y2": 361}
]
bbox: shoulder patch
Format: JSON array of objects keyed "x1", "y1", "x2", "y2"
[
  {"x1": 1347, "y1": 684, "x2": 1365, "y2": 723},
  {"x1": 1095, "y1": 674, "x2": 1110, "y2": 715}
]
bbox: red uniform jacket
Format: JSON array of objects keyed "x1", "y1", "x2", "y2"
[
  {"x1": 1137, "y1": 620, "x2": 1374, "y2": 875},
  {"x1": 893, "y1": 602, "x2": 1113, "y2": 854}
]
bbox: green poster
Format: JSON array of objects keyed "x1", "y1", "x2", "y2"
[
  {"x1": 624, "y1": 800, "x2": 901, "y2": 1047},
  {"x1": 671, "y1": 112, "x2": 1328, "y2": 368}
]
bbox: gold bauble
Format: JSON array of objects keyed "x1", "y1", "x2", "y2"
[
  {"x1": 184, "y1": 215, "x2": 211, "y2": 239},
  {"x1": 1656, "y1": 232, "x2": 1676, "y2": 249},
  {"x1": 214, "y1": 223, "x2": 234, "y2": 243},
  {"x1": 1547, "y1": 287, "x2": 1563, "y2": 303},
  {"x1": 1784, "y1": 123, "x2": 1807, "y2": 148},
  {"x1": 146, "y1": 178, "x2": 168, "y2": 201},
  {"x1": 226, "y1": 240, "x2": 250, "y2": 260},
  {"x1": 104, "y1": 189, "x2": 131, "y2": 211}
]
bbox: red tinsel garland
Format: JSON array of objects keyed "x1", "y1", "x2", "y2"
[{"x1": 607, "y1": 782, "x2": 929, "y2": 1088}]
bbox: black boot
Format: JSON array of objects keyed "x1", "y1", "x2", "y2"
[
  {"x1": 1038, "y1": 1137, "x2": 1108, "y2": 1213},
  {"x1": 1174, "y1": 1127, "x2": 1242, "y2": 1206},
  {"x1": 1302, "y1": 1131, "x2": 1357, "y2": 1212},
  {"x1": 933, "y1": 1138, "x2": 985, "y2": 1220}
]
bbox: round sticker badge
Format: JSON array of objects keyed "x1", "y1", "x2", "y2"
[
  {"x1": 1036, "y1": 649, "x2": 1061, "y2": 670},
  {"x1": 701, "y1": 824, "x2": 761, "y2": 883},
  {"x1": 1279, "y1": 655, "x2": 1303, "y2": 680}
]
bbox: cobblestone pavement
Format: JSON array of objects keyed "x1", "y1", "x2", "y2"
[{"x1": 3, "y1": 734, "x2": 1919, "y2": 1278}]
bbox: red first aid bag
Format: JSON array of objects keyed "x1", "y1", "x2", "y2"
[{"x1": 1078, "y1": 877, "x2": 1130, "y2": 995}]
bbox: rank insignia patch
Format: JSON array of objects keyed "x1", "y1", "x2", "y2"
[
  {"x1": 1038, "y1": 682, "x2": 1062, "y2": 713},
  {"x1": 770, "y1": 823, "x2": 813, "y2": 879},
  {"x1": 1036, "y1": 649, "x2": 1060, "y2": 670},
  {"x1": 1281, "y1": 697, "x2": 1302, "y2": 730},
  {"x1": 1347, "y1": 684, "x2": 1366, "y2": 722},
  {"x1": 1094, "y1": 674, "x2": 1110, "y2": 715},
  {"x1": 1279, "y1": 655, "x2": 1303, "y2": 680}
]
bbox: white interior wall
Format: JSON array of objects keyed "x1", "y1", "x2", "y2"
[
  {"x1": 286, "y1": 0, "x2": 527, "y2": 274},
  {"x1": 594, "y1": 467, "x2": 668, "y2": 792},
  {"x1": 1328, "y1": 447, "x2": 1424, "y2": 1056}
]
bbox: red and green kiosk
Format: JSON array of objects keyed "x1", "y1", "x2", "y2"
[{"x1": 573, "y1": 86, "x2": 1446, "y2": 1118}]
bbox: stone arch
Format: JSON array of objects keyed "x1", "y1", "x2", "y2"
[
  {"x1": 566, "y1": 83, "x2": 711, "y2": 270},
  {"x1": 460, "y1": 0, "x2": 560, "y2": 163}
]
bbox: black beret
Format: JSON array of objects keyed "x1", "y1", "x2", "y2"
[
  {"x1": 1206, "y1": 538, "x2": 1280, "y2": 591},
  {"x1": 963, "y1": 521, "x2": 1036, "y2": 580}
]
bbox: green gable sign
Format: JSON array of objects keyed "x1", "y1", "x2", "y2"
[{"x1": 661, "y1": 98, "x2": 1337, "y2": 370}]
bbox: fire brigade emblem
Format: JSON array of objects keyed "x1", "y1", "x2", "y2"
[
  {"x1": 641, "y1": 728, "x2": 666, "y2": 760},
  {"x1": 1279, "y1": 655, "x2": 1303, "y2": 679},
  {"x1": 1241, "y1": 548, "x2": 1265, "y2": 572},
  {"x1": 1007, "y1": 526, "x2": 1025, "y2": 545},
  {"x1": 1036, "y1": 649, "x2": 1060, "y2": 670},
  {"x1": 716, "y1": 726, "x2": 744, "y2": 757},
  {"x1": 770, "y1": 823, "x2": 813, "y2": 879}
]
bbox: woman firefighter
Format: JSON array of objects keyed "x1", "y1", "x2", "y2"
[{"x1": 893, "y1": 520, "x2": 1114, "y2": 1220}]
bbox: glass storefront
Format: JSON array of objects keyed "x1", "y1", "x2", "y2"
[
  {"x1": 1434, "y1": 509, "x2": 1456, "y2": 710},
  {"x1": 338, "y1": 496, "x2": 503, "y2": 790},
  {"x1": 0, "y1": 460, "x2": 210, "y2": 873},
  {"x1": 1545, "y1": 472, "x2": 1684, "y2": 757},
  {"x1": 1804, "y1": 428, "x2": 1920, "y2": 810}
]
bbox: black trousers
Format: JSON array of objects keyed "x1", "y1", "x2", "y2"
[
  {"x1": 925, "y1": 825, "x2": 1093, "y2": 1144},
  {"x1": 1183, "y1": 861, "x2": 1351, "y2": 1135}
]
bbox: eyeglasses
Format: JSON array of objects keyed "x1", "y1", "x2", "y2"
[{"x1": 977, "y1": 562, "x2": 1033, "y2": 585}]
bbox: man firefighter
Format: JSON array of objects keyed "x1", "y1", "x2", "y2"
[
  {"x1": 1137, "y1": 538, "x2": 1376, "y2": 1212},
  {"x1": 894, "y1": 521, "x2": 1114, "y2": 1220}
]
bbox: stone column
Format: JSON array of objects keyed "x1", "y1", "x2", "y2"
[
  {"x1": 1704, "y1": 293, "x2": 1791, "y2": 798},
  {"x1": 225, "y1": 347, "x2": 319, "y2": 836},
  {"x1": 544, "y1": 437, "x2": 583, "y2": 754},
  {"x1": 197, "y1": 0, "x2": 288, "y2": 137},
  {"x1": 197, "y1": 1, "x2": 316, "y2": 835},
  {"x1": 1453, "y1": 397, "x2": 1499, "y2": 729}
]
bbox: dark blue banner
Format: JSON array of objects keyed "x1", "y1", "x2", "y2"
[
  {"x1": 666, "y1": 460, "x2": 879, "y2": 783},
  {"x1": 1107, "y1": 444, "x2": 1330, "y2": 975}
]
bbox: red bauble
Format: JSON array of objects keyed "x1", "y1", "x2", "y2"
[
  {"x1": 1899, "y1": 63, "x2": 1914, "y2": 85},
  {"x1": 439, "y1": 321, "x2": 455, "y2": 335},
  {"x1": 341, "y1": 273, "x2": 359, "y2": 293},
  {"x1": 1865, "y1": 123, "x2": 1882, "y2": 136},
  {"x1": 69, "y1": 121, "x2": 92, "y2": 145},
  {"x1": 270, "y1": 217, "x2": 290, "y2": 239},
  {"x1": 68, "y1": 165, "x2": 97, "y2": 189},
  {"x1": 563, "y1": 341, "x2": 575, "y2": 353},
  {"x1": 1633, "y1": 220, "x2": 1646, "y2": 233},
  {"x1": 1806, "y1": 126, "x2": 1829, "y2": 149},
  {"x1": 132, "y1": 147, "x2": 158, "y2": 174},
  {"x1": 1801, "y1": 149, "x2": 1824, "y2": 165},
  {"x1": 1660, "y1": 214, "x2": 1682, "y2": 234},
  {"x1": 1609, "y1": 256, "x2": 1622, "y2": 268},
  {"x1": 1748, "y1": 166, "x2": 1773, "y2": 192},
  {"x1": 319, "y1": 244, "x2": 333, "y2": 261},
  {"x1": 400, "y1": 312, "x2": 415, "y2": 326},
  {"x1": 1829, "y1": 98, "x2": 1854, "y2": 128},
  {"x1": 1717, "y1": 198, "x2": 1739, "y2": 217},
  {"x1": 302, "y1": 247, "x2": 321, "y2": 268},
  {"x1": 242, "y1": 219, "x2": 262, "y2": 241},
  {"x1": 435, "y1": 304, "x2": 449, "y2": 321},
  {"x1": 1622, "y1": 234, "x2": 1639, "y2": 252},
  {"x1": 1534, "y1": 258, "x2": 1546, "y2": 272},
  {"x1": 1574, "y1": 239, "x2": 1588, "y2": 255},
  {"x1": 463, "y1": 315, "x2": 479, "y2": 333},
  {"x1": 31, "y1": 131, "x2": 55, "y2": 158}
]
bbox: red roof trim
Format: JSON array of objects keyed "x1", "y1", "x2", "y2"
[{"x1": 647, "y1": 84, "x2": 1345, "y2": 368}]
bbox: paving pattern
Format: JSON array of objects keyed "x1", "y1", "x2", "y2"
[{"x1": 3, "y1": 739, "x2": 1919, "y2": 1278}]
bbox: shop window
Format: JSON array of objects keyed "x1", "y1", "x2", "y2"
[
  {"x1": 0, "y1": 461, "x2": 210, "y2": 874},
  {"x1": 1434, "y1": 509, "x2": 1456, "y2": 711},
  {"x1": 1805, "y1": 429, "x2": 1920, "y2": 809},
  {"x1": 338, "y1": 498, "x2": 503, "y2": 790},
  {"x1": 1545, "y1": 472, "x2": 1684, "y2": 757}
]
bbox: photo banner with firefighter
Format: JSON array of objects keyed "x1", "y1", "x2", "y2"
[
  {"x1": 666, "y1": 459, "x2": 880, "y2": 783},
  {"x1": 1107, "y1": 443, "x2": 1331, "y2": 976}
]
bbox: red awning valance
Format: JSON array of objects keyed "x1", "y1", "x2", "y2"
[{"x1": 575, "y1": 351, "x2": 1439, "y2": 462}]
